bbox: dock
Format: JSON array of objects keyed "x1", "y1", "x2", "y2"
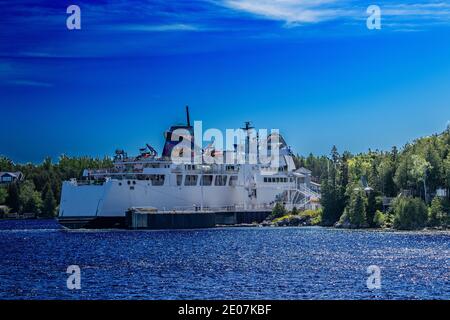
[{"x1": 126, "y1": 207, "x2": 272, "y2": 230}]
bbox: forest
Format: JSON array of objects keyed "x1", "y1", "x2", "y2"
[
  {"x1": 293, "y1": 127, "x2": 450, "y2": 230},
  {"x1": 0, "y1": 155, "x2": 112, "y2": 217},
  {"x1": 1, "y1": 127, "x2": 449, "y2": 230}
]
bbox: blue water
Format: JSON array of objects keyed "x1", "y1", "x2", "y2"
[{"x1": 0, "y1": 219, "x2": 448, "y2": 300}]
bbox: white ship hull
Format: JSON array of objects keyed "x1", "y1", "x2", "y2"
[{"x1": 59, "y1": 172, "x2": 296, "y2": 218}]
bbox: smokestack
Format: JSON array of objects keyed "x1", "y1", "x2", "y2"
[{"x1": 186, "y1": 105, "x2": 191, "y2": 127}]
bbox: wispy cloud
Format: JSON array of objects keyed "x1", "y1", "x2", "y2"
[
  {"x1": 383, "y1": 2, "x2": 450, "y2": 17},
  {"x1": 217, "y1": 0, "x2": 450, "y2": 27},
  {"x1": 219, "y1": 0, "x2": 347, "y2": 25},
  {"x1": 5, "y1": 80, "x2": 53, "y2": 87},
  {"x1": 1, "y1": 0, "x2": 450, "y2": 60},
  {"x1": 111, "y1": 23, "x2": 203, "y2": 32}
]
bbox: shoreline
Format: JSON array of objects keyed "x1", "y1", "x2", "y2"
[{"x1": 0, "y1": 217, "x2": 448, "y2": 234}]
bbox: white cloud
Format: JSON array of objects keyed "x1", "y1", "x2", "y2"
[
  {"x1": 220, "y1": 0, "x2": 345, "y2": 24},
  {"x1": 6, "y1": 80, "x2": 53, "y2": 87},
  {"x1": 217, "y1": 0, "x2": 450, "y2": 26},
  {"x1": 382, "y1": 3, "x2": 450, "y2": 17},
  {"x1": 111, "y1": 23, "x2": 203, "y2": 32}
]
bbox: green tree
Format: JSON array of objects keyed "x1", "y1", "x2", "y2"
[
  {"x1": 270, "y1": 203, "x2": 286, "y2": 219},
  {"x1": 0, "y1": 156, "x2": 14, "y2": 171},
  {"x1": 378, "y1": 157, "x2": 397, "y2": 196},
  {"x1": 373, "y1": 210, "x2": 386, "y2": 228},
  {"x1": 42, "y1": 184, "x2": 57, "y2": 217},
  {"x1": 320, "y1": 163, "x2": 343, "y2": 226},
  {"x1": 345, "y1": 187, "x2": 367, "y2": 228},
  {"x1": 443, "y1": 155, "x2": 450, "y2": 191},
  {"x1": 423, "y1": 145, "x2": 443, "y2": 192},
  {"x1": 392, "y1": 197, "x2": 428, "y2": 230},
  {"x1": 19, "y1": 180, "x2": 42, "y2": 214},
  {"x1": 428, "y1": 197, "x2": 447, "y2": 227},
  {"x1": 366, "y1": 192, "x2": 382, "y2": 228},
  {"x1": 0, "y1": 187, "x2": 7, "y2": 204},
  {"x1": 410, "y1": 155, "x2": 431, "y2": 202},
  {"x1": 320, "y1": 147, "x2": 348, "y2": 226},
  {"x1": 5, "y1": 182, "x2": 20, "y2": 213}
]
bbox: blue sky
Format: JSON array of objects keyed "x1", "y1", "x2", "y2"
[{"x1": 1, "y1": 0, "x2": 450, "y2": 163}]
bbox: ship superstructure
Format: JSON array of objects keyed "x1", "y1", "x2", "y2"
[{"x1": 58, "y1": 108, "x2": 320, "y2": 228}]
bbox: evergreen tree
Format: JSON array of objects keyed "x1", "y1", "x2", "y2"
[
  {"x1": 0, "y1": 187, "x2": 7, "y2": 205},
  {"x1": 378, "y1": 157, "x2": 396, "y2": 197},
  {"x1": 270, "y1": 203, "x2": 286, "y2": 219},
  {"x1": 347, "y1": 189, "x2": 367, "y2": 228},
  {"x1": 392, "y1": 197, "x2": 428, "y2": 230},
  {"x1": 6, "y1": 182, "x2": 20, "y2": 213},
  {"x1": 18, "y1": 180, "x2": 42, "y2": 214},
  {"x1": 366, "y1": 191, "x2": 381, "y2": 228},
  {"x1": 42, "y1": 183, "x2": 57, "y2": 217},
  {"x1": 428, "y1": 197, "x2": 446, "y2": 227},
  {"x1": 320, "y1": 159, "x2": 344, "y2": 226}
]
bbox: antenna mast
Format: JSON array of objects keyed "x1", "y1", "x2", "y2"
[{"x1": 186, "y1": 105, "x2": 191, "y2": 127}]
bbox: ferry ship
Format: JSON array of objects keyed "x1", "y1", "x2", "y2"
[{"x1": 58, "y1": 108, "x2": 320, "y2": 228}]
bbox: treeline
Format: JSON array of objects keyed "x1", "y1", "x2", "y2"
[
  {"x1": 0, "y1": 155, "x2": 112, "y2": 217},
  {"x1": 296, "y1": 127, "x2": 450, "y2": 230}
]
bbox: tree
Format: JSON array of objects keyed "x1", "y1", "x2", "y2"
[
  {"x1": 0, "y1": 156, "x2": 14, "y2": 171},
  {"x1": 270, "y1": 203, "x2": 286, "y2": 219},
  {"x1": 378, "y1": 157, "x2": 397, "y2": 197},
  {"x1": 18, "y1": 180, "x2": 42, "y2": 214},
  {"x1": 392, "y1": 197, "x2": 428, "y2": 230},
  {"x1": 42, "y1": 184, "x2": 57, "y2": 217},
  {"x1": 0, "y1": 187, "x2": 7, "y2": 204},
  {"x1": 428, "y1": 197, "x2": 447, "y2": 227},
  {"x1": 366, "y1": 192, "x2": 382, "y2": 228},
  {"x1": 444, "y1": 155, "x2": 450, "y2": 191},
  {"x1": 320, "y1": 163, "x2": 344, "y2": 226},
  {"x1": 423, "y1": 145, "x2": 443, "y2": 192},
  {"x1": 410, "y1": 155, "x2": 431, "y2": 202},
  {"x1": 373, "y1": 210, "x2": 386, "y2": 228},
  {"x1": 345, "y1": 187, "x2": 367, "y2": 228},
  {"x1": 5, "y1": 182, "x2": 20, "y2": 213}
]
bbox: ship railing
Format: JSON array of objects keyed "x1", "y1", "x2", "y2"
[{"x1": 165, "y1": 204, "x2": 274, "y2": 213}]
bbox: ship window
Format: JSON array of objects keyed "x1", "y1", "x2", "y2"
[
  {"x1": 201, "y1": 175, "x2": 213, "y2": 186},
  {"x1": 264, "y1": 177, "x2": 268, "y2": 183},
  {"x1": 215, "y1": 175, "x2": 227, "y2": 186},
  {"x1": 185, "y1": 175, "x2": 198, "y2": 186},
  {"x1": 150, "y1": 175, "x2": 165, "y2": 186},
  {"x1": 229, "y1": 176, "x2": 238, "y2": 186},
  {"x1": 176, "y1": 175, "x2": 183, "y2": 186}
]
